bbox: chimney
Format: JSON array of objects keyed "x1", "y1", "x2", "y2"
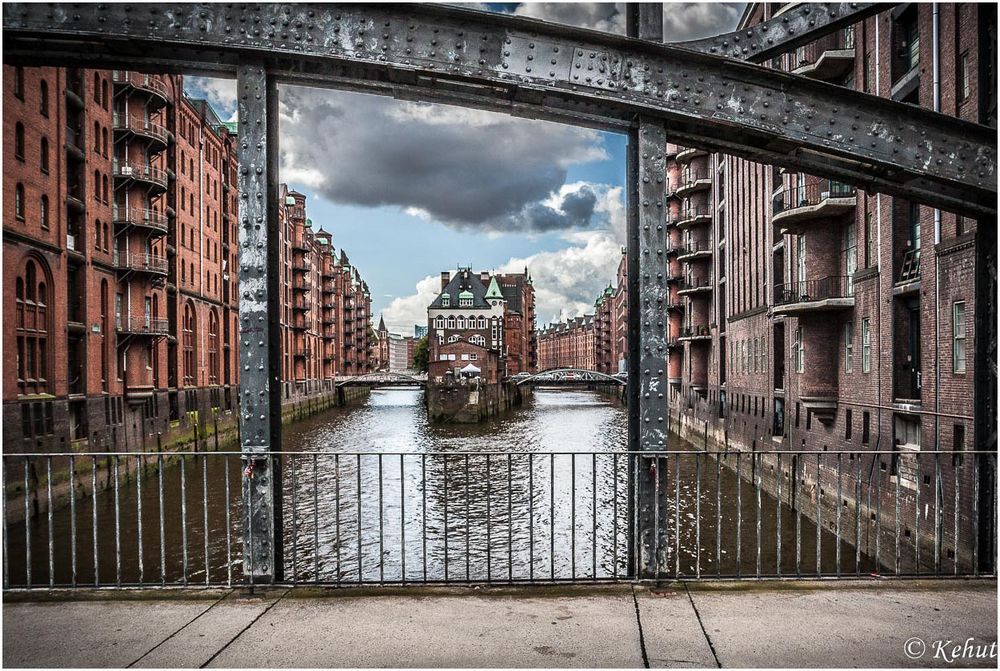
[{"x1": 441, "y1": 271, "x2": 450, "y2": 291}]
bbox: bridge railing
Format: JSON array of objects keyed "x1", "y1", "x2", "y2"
[{"x1": 2, "y1": 449, "x2": 995, "y2": 589}]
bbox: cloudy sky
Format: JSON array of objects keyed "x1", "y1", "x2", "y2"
[{"x1": 184, "y1": 2, "x2": 743, "y2": 334}]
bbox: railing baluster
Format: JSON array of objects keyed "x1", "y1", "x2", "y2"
[
  {"x1": 202, "y1": 455, "x2": 209, "y2": 585},
  {"x1": 378, "y1": 453, "x2": 384, "y2": 585},
  {"x1": 592, "y1": 453, "x2": 597, "y2": 581},
  {"x1": 736, "y1": 452, "x2": 742, "y2": 577},
  {"x1": 335, "y1": 455, "x2": 342, "y2": 585},
  {"x1": 794, "y1": 455, "x2": 801, "y2": 578},
  {"x1": 92, "y1": 456, "x2": 98, "y2": 586},
  {"x1": 934, "y1": 452, "x2": 942, "y2": 575},
  {"x1": 674, "y1": 454, "x2": 680, "y2": 578},
  {"x1": 855, "y1": 455, "x2": 862, "y2": 576},
  {"x1": 180, "y1": 456, "x2": 187, "y2": 586},
  {"x1": 2, "y1": 458, "x2": 8, "y2": 589},
  {"x1": 695, "y1": 453, "x2": 701, "y2": 580},
  {"x1": 550, "y1": 453, "x2": 555, "y2": 580},
  {"x1": 158, "y1": 455, "x2": 165, "y2": 586},
  {"x1": 314, "y1": 454, "x2": 320, "y2": 583},
  {"x1": 972, "y1": 454, "x2": 979, "y2": 576},
  {"x1": 776, "y1": 453, "x2": 782, "y2": 577},
  {"x1": 836, "y1": 453, "x2": 842, "y2": 578},
  {"x1": 571, "y1": 453, "x2": 576, "y2": 580},
  {"x1": 357, "y1": 455, "x2": 363, "y2": 582},
  {"x1": 816, "y1": 453, "x2": 821, "y2": 577},
  {"x1": 291, "y1": 456, "x2": 299, "y2": 585},
  {"x1": 954, "y1": 454, "x2": 960, "y2": 575},
  {"x1": 400, "y1": 454, "x2": 406, "y2": 585},
  {"x1": 875, "y1": 453, "x2": 882, "y2": 572},
  {"x1": 611, "y1": 453, "x2": 617, "y2": 579},
  {"x1": 716, "y1": 454, "x2": 721, "y2": 578},
  {"x1": 915, "y1": 455, "x2": 921, "y2": 572},
  {"x1": 464, "y1": 454, "x2": 470, "y2": 582},
  {"x1": 529, "y1": 454, "x2": 535, "y2": 581},
  {"x1": 69, "y1": 456, "x2": 77, "y2": 587},
  {"x1": 508, "y1": 454, "x2": 514, "y2": 583},
  {"x1": 114, "y1": 455, "x2": 121, "y2": 587},
  {"x1": 46, "y1": 457, "x2": 54, "y2": 588},
  {"x1": 225, "y1": 455, "x2": 232, "y2": 587},
  {"x1": 420, "y1": 454, "x2": 426, "y2": 583},
  {"x1": 137, "y1": 455, "x2": 144, "y2": 585},
  {"x1": 443, "y1": 455, "x2": 449, "y2": 582},
  {"x1": 895, "y1": 453, "x2": 901, "y2": 576},
  {"x1": 755, "y1": 453, "x2": 761, "y2": 579},
  {"x1": 24, "y1": 459, "x2": 31, "y2": 588},
  {"x1": 654, "y1": 455, "x2": 661, "y2": 579},
  {"x1": 486, "y1": 455, "x2": 492, "y2": 582}
]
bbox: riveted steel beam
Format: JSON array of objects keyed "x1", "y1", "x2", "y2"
[
  {"x1": 2, "y1": 3, "x2": 995, "y2": 216},
  {"x1": 627, "y1": 2, "x2": 671, "y2": 581},
  {"x1": 677, "y1": 3, "x2": 885, "y2": 63},
  {"x1": 236, "y1": 63, "x2": 283, "y2": 584}
]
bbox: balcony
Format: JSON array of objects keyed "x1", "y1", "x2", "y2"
[
  {"x1": 679, "y1": 325, "x2": 712, "y2": 342},
  {"x1": 791, "y1": 29, "x2": 855, "y2": 82},
  {"x1": 112, "y1": 71, "x2": 169, "y2": 108},
  {"x1": 677, "y1": 278, "x2": 713, "y2": 296},
  {"x1": 773, "y1": 275, "x2": 854, "y2": 315},
  {"x1": 292, "y1": 259, "x2": 311, "y2": 273},
  {"x1": 771, "y1": 179, "x2": 855, "y2": 232},
  {"x1": 112, "y1": 206, "x2": 168, "y2": 235},
  {"x1": 292, "y1": 278, "x2": 310, "y2": 293},
  {"x1": 676, "y1": 203, "x2": 712, "y2": 229},
  {"x1": 293, "y1": 346, "x2": 313, "y2": 359},
  {"x1": 676, "y1": 166, "x2": 712, "y2": 198},
  {"x1": 112, "y1": 113, "x2": 170, "y2": 147},
  {"x1": 677, "y1": 240, "x2": 713, "y2": 262},
  {"x1": 676, "y1": 146, "x2": 708, "y2": 164},
  {"x1": 116, "y1": 316, "x2": 170, "y2": 336},
  {"x1": 292, "y1": 300, "x2": 312, "y2": 312},
  {"x1": 64, "y1": 125, "x2": 85, "y2": 160},
  {"x1": 113, "y1": 251, "x2": 168, "y2": 276},
  {"x1": 113, "y1": 160, "x2": 169, "y2": 191}
]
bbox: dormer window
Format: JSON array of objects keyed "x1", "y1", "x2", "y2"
[{"x1": 441, "y1": 294, "x2": 450, "y2": 307}]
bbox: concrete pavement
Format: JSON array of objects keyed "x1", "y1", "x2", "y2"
[{"x1": 3, "y1": 581, "x2": 996, "y2": 668}]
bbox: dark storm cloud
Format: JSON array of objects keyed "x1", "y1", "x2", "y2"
[
  {"x1": 278, "y1": 87, "x2": 607, "y2": 232},
  {"x1": 509, "y1": 2, "x2": 745, "y2": 41},
  {"x1": 514, "y1": 186, "x2": 599, "y2": 232}
]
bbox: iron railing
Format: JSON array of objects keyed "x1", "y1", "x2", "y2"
[
  {"x1": 116, "y1": 316, "x2": 169, "y2": 335},
  {"x1": 112, "y1": 113, "x2": 169, "y2": 145},
  {"x1": 112, "y1": 70, "x2": 168, "y2": 99},
  {"x1": 112, "y1": 161, "x2": 168, "y2": 189},
  {"x1": 3, "y1": 449, "x2": 994, "y2": 590},
  {"x1": 772, "y1": 179, "x2": 855, "y2": 215},
  {"x1": 774, "y1": 275, "x2": 853, "y2": 306},
  {"x1": 112, "y1": 251, "x2": 168, "y2": 275},
  {"x1": 111, "y1": 206, "x2": 168, "y2": 233}
]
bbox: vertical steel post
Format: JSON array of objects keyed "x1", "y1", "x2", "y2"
[
  {"x1": 237, "y1": 62, "x2": 283, "y2": 583},
  {"x1": 975, "y1": 214, "x2": 997, "y2": 573},
  {"x1": 627, "y1": 2, "x2": 668, "y2": 580}
]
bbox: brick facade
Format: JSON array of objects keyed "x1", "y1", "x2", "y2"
[{"x1": 4, "y1": 66, "x2": 373, "y2": 452}]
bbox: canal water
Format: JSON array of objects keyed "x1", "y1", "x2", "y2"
[{"x1": 5, "y1": 388, "x2": 867, "y2": 587}]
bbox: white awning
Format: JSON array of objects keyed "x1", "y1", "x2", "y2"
[{"x1": 460, "y1": 364, "x2": 481, "y2": 373}]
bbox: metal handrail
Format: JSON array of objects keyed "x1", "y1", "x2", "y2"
[
  {"x1": 111, "y1": 205, "x2": 168, "y2": 232},
  {"x1": 680, "y1": 165, "x2": 712, "y2": 189},
  {"x1": 678, "y1": 203, "x2": 713, "y2": 223},
  {"x1": 112, "y1": 250, "x2": 168, "y2": 274},
  {"x1": 772, "y1": 179, "x2": 855, "y2": 214},
  {"x1": 112, "y1": 160, "x2": 169, "y2": 188},
  {"x1": 112, "y1": 70, "x2": 168, "y2": 98},
  {"x1": 116, "y1": 316, "x2": 169, "y2": 334},
  {"x1": 774, "y1": 275, "x2": 853, "y2": 305},
  {"x1": 112, "y1": 113, "x2": 169, "y2": 144}
]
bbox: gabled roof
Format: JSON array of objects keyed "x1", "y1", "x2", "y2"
[
  {"x1": 429, "y1": 268, "x2": 491, "y2": 309},
  {"x1": 485, "y1": 276, "x2": 504, "y2": 300},
  {"x1": 377, "y1": 314, "x2": 387, "y2": 332}
]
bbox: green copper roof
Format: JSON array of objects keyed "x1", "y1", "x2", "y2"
[
  {"x1": 285, "y1": 196, "x2": 296, "y2": 205},
  {"x1": 458, "y1": 289, "x2": 474, "y2": 299},
  {"x1": 485, "y1": 276, "x2": 503, "y2": 299},
  {"x1": 305, "y1": 218, "x2": 313, "y2": 228}
]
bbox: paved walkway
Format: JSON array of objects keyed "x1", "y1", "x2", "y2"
[{"x1": 3, "y1": 580, "x2": 996, "y2": 668}]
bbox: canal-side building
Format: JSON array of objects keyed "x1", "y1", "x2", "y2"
[
  {"x1": 537, "y1": 315, "x2": 596, "y2": 371},
  {"x1": 3, "y1": 66, "x2": 373, "y2": 452},
  {"x1": 496, "y1": 270, "x2": 537, "y2": 375},
  {"x1": 662, "y1": 3, "x2": 993, "y2": 567}
]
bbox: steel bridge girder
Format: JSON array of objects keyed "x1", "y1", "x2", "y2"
[{"x1": 2, "y1": 2, "x2": 995, "y2": 216}]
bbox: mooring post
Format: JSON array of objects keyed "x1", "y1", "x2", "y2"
[
  {"x1": 236, "y1": 61, "x2": 283, "y2": 583},
  {"x1": 626, "y1": 2, "x2": 671, "y2": 581}
]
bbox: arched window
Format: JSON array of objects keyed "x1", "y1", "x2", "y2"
[
  {"x1": 40, "y1": 196, "x2": 49, "y2": 230},
  {"x1": 448, "y1": 334, "x2": 461, "y2": 343},
  {"x1": 447, "y1": 316, "x2": 456, "y2": 330},
  {"x1": 39, "y1": 80, "x2": 48, "y2": 117},
  {"x1": 14, "y1": 183, "x2": 25, "y2": 220},
  {"x1": 95, "y1": 219, "x2": 102, "y2": 249},
  {"x1": 102, "y1": 128, "x2": 108, "y2": 157},
  {"x1": 435, "y1": 316, "x2": 444, "y2": 329},
  {"x1": 94, "y1": 170, "x2": 101, "y2": 201},
  {"x1": 94, "y1": 121, "x2": 101, "y2": 152},
  {"x1": 183, "y1": 302, "x2": 197, "y2": 386},
  {"x1": 470, "y1": 335, "x2": 486, "y2": 347},
  {"x1": 102, "y1": 175, "x2": 109, "y2": 203},
  {"x1": 93, "y1": 73, "x2": 100, "y2": 103},
  {"x1": 40, "y1": 137, "x2": 49, "y2": 174},
  {"x1": 208, "y1": 310, "x2": 219, "y2": 385},
  {"x1": 15, "y1": 258, "x2": 51, "y2": 394},
  {"x1": 101, "y1": 79, "x2": 109, "y2": 109},
  {"x1": 14, "y1": 123, "x2": 24, "y2": 160},
  {"x1": 477, "y1": 317, "x2": 486, "y2": 329},
  {"x1": 103, "y1": 222, "x2": 109, "y2": 251},
  {"x1": 13, "y1": 66, "x2": 24, "y2": 99}
]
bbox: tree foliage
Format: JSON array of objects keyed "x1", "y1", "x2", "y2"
[{"x1": 412, "y1": 335, "x2": 429, "y2": 373}]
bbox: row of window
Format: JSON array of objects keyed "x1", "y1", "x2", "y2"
[{"x1": 729, "y1": 336, "x2": 768, "y2": 375}]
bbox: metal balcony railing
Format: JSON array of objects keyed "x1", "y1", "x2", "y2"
[
  {"x1": 678, "y1": 240, "x2": 713, "y2": 258},
  {"x1": 292, "y1": 300, "x2": 312, "y2": 312},
  {"x1": 774, "y1": 275, "x2": 853, "y2": 306},
  {"x1": 112, "y1": 205, "x2": 168, "y2": 233},
  {"x1": 64, "y1": 125, "x2": 83, "y2": 150},
  {"x1": 681, "y1": 325, "x2": 712, "y2": 338},
  {"x1": 112, "y1": 251, "x2": 168, "y2": 275},
  {"x1": 677, "y1": 203, "x2": 713, "y2": 226},
  {"x1": 678, "y1": 165, "x2": 712, "y2": 192},
  {"x1": 113, "y1": 160, "x2": 168, "y2": 189},
  {"x1": 112, "y1": 113, "x2": 169, "y2": 145},
  {"x1": 112, "y1": 70, "x2": 168, "y2": 101},
  {"x1": 678, "y1": 277, "x2": 712, "y2": 292},
  {"x1": 116, "y1": 316, "x2": 170, "y2": 335},
  {"x1": 772, "y1": 179, "x2": 855, "y2": 215}
]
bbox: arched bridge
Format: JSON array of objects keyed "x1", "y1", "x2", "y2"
[
  {"x1": 512, "y1": 369, "x2": 626, "y2": 386},
  {"x1": 335, "y1": 372, "x2": 427, "y2": 388}
]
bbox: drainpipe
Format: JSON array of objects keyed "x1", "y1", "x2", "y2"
[{"x1": 933, "y1": 4, "x2": 942, "y2": 450}]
